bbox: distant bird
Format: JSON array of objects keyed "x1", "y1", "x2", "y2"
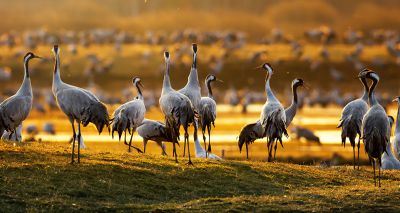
[
  {"x1": 393, "y1": 97, "x2": 400, "y2": 159},
  {"x1": 360, "y1": 69, "x2": 389, "y2": 187},
  {"x1": 51, "y1": 45, "x2": 110, "y2": 163},
  {"x1": 290, "y1": 126, "x2": 320, "y2": 144},
  {"x1": 259, "y1": 63, "x2": 288, "y2": 162},
  {"x1": 381, "y1": 116, "x2": 400, "y2": 170},
  {"x1": 193, "y1": 121, "x2": 221, "y2": 160},
  {"x1": 178, "y1": 44, "x2": 201, "y2": 157},
  {"x1": 337, "y1": 73, "x2": 369, "y2": 169},
  {"x1": 0, "y1": 52, "x2": 41, "y2": 138},
  {"x1": 238, "y1": 78, "x2": 304, "y2": 159},
  {"x1": 43, "y1": 122, "x2": 56, "y2": 135},
  {"x1": 199, "y1": 74, "x2": 221, "y2": 156},
  {"x1": 111, "y1": 77, "x2": 146, "y2": 153},
  {"x1": 159, "y1": 51, "x2": 195, "y2": 164},
  {"x1": 1, "y1": 125, "x2": 22, "y2": 142},
  {"x1": 137, "y1": 119, "x2": 178, "y2": 155}
]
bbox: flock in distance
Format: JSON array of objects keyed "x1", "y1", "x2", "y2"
[{"x1": 1, "y1": 42, "x2": 400, "y2": 187}]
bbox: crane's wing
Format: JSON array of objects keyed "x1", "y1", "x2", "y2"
[
  {"x1": 238, "y1": 121, "x2": 264, "y2": 152},
  {"x1": 0, "y1": 96, "x2": 32, "y2": 129}
]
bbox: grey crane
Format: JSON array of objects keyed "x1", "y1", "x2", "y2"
[
  {"x1": 137, "y1": 118, "x2": 178, "y2": 155},
  {"x1": 178, "y1": 43, "x2": 201, "y2": 157},
  {"x1": 199, "y1": 74, "x2": 222, "y2": 156},
  {"x1": 360, "y1": 69, "x2": 389, "y2": 187},
  {"x1": 238, "y1": 78, "x2": 304, "y2": 160},
  {"x1": 0, "y1": 52, "x2": 41, "y2": 139},
  {"x1": 51, "y1": 45, "x2": 110, "y2": 163},
  {"x1": 111, "y1": 77, "x2": 146, "y2": 153},
  {"x1": 392, "y1": 97, "x2": 400, "y2": 159},
  {"x1": 381, "y1": 116, "x2": 400, "y2": 170},
  {"x1": 337, "y1": 72, "x2": 369, "y2": 169},
  {"x1": 159, "y1": 51, "x2": 195, "y2": 164}
]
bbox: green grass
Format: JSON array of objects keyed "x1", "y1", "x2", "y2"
[{"x1": 1, "y1": 142, "x2": 400, "y2": 212}]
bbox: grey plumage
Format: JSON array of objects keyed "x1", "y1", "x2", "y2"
[
  {"x1": 337, "y1": 75, "x2": 369, "y2": 169},
  {"x1": 393, "y1": 96, "x2": 400, "y2": 159},
  {"x1": 51, "y1": 45, "x2": 110, "y2": 163},
  {"x1": 259, "y1": 63, "x2": 288, "y2": 162},
  {"x1": 0, "y1": 52, "x2": 41, "y2": 139},
  {"x1": 237, "y1": 77, "x2": 304, "y2": 160},
  {"x1": 159, "y1": 51, "x2": 195, "y2": 164},
  {"x1": 178, "y1": 43, "x2": 201, "y2": 157},
  {"x1": 137, "y1": 119, "x2": 177, "y2": 155},
  {"x1": 111, "y1": 77, "x2": 146, "y2": 153},
  {"x1": 360, "y1": 69, "x2": 389, "y2": 187},
  {"x1": 381, "y1": 116, "x2": 400, "y2": 170},
  {"x1": 199, "y1": 74, "x2": 221, "y2": 155}
]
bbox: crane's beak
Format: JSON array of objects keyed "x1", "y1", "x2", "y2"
[
  {"x1": 254, "y1": 65, "x2": 264, "y2": 70},
  {"x1": 303, "y1": 82, "x2": 310, "y2": 90},
  {"x1": 392, "y1": 98, "x2": 399, "y2": 103},
  {"x1": 138, "y1": 82, "x2": 144, "y2": 89},
  {"x1": 216, "y1": 79, "x2": 224, "y2": 83},
  {"x1": 34, "y1": 55, "x2": 44, "y2": 60}
]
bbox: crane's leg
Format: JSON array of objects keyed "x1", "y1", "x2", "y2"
[
  {"x1": 183, "y1": 138, "x2": 187, "y2": 157},
  {"x1": 143, "y1": 139, "x2": 148, "y2": 153},
  {"x1": 378, "y1": 157, "x2": 381, "y2": 187},
  {"x1": 273, "y1": 141, "x2": 278, "y2": 161},
  {"x1": 128, "y1": 128, "x2": 143, "y2": 153},
  {"x1": 202, "y1": 130, "x2": 208, "y2": 158},
  {"x1": 185, "y1": 128, "x2": 193, "y2": 165},
  {"x1": 353, "y1": 145, "x2": 356, "y2": 170},
  {"x1": 268, "y1": 140, "x2": 273, "y2": 162},
  {"x1": 158, "y1": 141, "x2": 167, "y2": 156},
  {"x1": 246, "y1": 142, "x2": 249, "y2": 160},
  {"x1": 171, "y1": 127, "x2": 178, "y2": 163},
  {"x1": 70, "y1": 120, "x2": 76, "y2": 164},
  {"x1": 357, "y1": 137, "x2": 360, "y2": 170},
  {"x1": 207, "y1": 125, "x2": 212, "y2": 153},
  {"x1": 125, "y1": 130, "x2": 130, "y2": 152},
  {"x1": 77, "y1": 122, "x2": 82, "y2": 163},
  {"x1": 373, "y1": 159, "x2": 376, "y2": 187}
]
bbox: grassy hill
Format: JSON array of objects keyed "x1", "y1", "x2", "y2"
[{"x1": 1, "y1": 141, "x2": 400, "y2": 212}]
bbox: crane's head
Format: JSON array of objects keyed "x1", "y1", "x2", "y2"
[
  {"x1": 132, "y1": 77, "x2": 144, "y2": 89},
  {"x1": 164, "y1": 51, "x2": 170, "y2": 61},
  {"x1": 205, "y1": 74, "x2": 222, "y2": 83},
  {"x1": 52, "y1": 45, "x2": 59, "y2": 55},
  {"x1": 358, "y1": 68, "x2": 378, "y2": 81},
  {"x1": 256, "y1": 63, "x2": 273, "y2": 75},
  {"x1": 23, "y1": 52, "x2": 42, "y2": 62},
  {"x1": 192, "y1": 43, "x2": 197, "y2": 54}
]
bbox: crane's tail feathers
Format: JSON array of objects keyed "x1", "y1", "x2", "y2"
[
  {"x1": 363, "y1": 127, "x2": 388, "y2": 158},
  {"x1": 82, "y1": 101, "x2": 110, "y2": 135},
  {"x1": 339, "y1": 115, "x2": 360, "y2": 147},
  {"x1": 238, "y1": 121, "x2": 264, "y2": 152}
]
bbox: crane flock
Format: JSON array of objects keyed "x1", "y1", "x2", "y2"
[{"x1": 1, "y1": 44, "x2": 400, "y2": 187}]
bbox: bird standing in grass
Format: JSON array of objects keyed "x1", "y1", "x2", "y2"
[
  {"x1": 381, "y1": 116, "x2": 400, "y2": 170},
  {"x1": 111, "y1": 77, "x2": 146, "y2": 153},
  {"x1": 51, "y1": 45, "x2": 110, "y2": 163},
  {"x1": 159, "y1": 51, "x2": 195, "y2": 164},
  {"x1": 199, "y1": 74, "x2": 221, "y2": 156},
  {"x1": 360, "y1": 69, "x2": 389, "y2": 187},
  {"x1": 0, "y1": 52, "x2": 41, "y2": 140},
  {"x1": 338, "y1": 72, "x2": 369, "y2": 169},
  {"x1": 392, "y1": 96, "x2": 400, "y2": 159}
]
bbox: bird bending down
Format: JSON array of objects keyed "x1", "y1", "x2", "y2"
[
  {"x1": 360, "y1": 69, "x2": 389, "y2": 187},
  {"x1": 178, "y1": 43, "x2": 201, "y2": 157},
  {"x1": 51, "y1": 45, "x2": 110, "y2": 163},
  {"x1": 0, "y1": 52, "x2": 41, "y2": 140},
  {"x1": 238, "y1": 78, "x2": 304, "y2": 160},
  {"x1": 137, "y1": 119, "x2": 179, "y2": 155},
  {"x1": 337, "y1": 72, "x2": 369, "y2": 169},
  {"x1": 381, "y1": 116, "x2": 400, "y2": 170},
  {"x1": 392, "y1": 97, "x2": 400, "y2": 159},
  {"x1": 111, "y1": 77, "x2": 146, "y2": 153},
  {"x1": 159, "y1": 51, "x2": 195, "y2": 164},
  {"x1": 199, "y1": 74, "x2": 222, "y2": 156}
]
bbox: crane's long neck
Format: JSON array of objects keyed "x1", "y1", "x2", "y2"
[
  {"x1": 52, "y1": 54, "x2": 63, "y2": 90},
  {"x1": 265, "y1": 73, "x2": 277, "y2": 102},
  {"x1": 284, "y1": 84, "x2": 299, "y2": 126},
  {"x1": 135, "y1": 83, "x2": 143, "y2": 100},
  {"x1": 396, "y1": 103, "x2": 400, "y2": 134},
  {"x1": 187, "y1": 53, "x2": 199, "y2": 87},
  {"x1": 360, "y1": 78, "x2": 369, "y2": 102},
  {"x1": 206, "y1": 79, "x2": 214, "y2": 99},
  {"x1": 162, "y1": 61, "x2": 172, "y2": 93},
  {"x1": 368, "y1": 77, "x2": 378, "y2": 106},
  {"x1": 17, "y1": 57, "x2": 32, "y2": 96}
]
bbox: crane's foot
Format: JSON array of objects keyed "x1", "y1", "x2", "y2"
[
  {"x1": 70, "y1": 160, "x2": 75, "y2": 164},
  {"x1": 186, "y1": 161, "x2": 194, "y2": 166}
]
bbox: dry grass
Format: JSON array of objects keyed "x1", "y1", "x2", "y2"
[{"x1": 1, "y1": 141, "x2": 400, "y2": 212}]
